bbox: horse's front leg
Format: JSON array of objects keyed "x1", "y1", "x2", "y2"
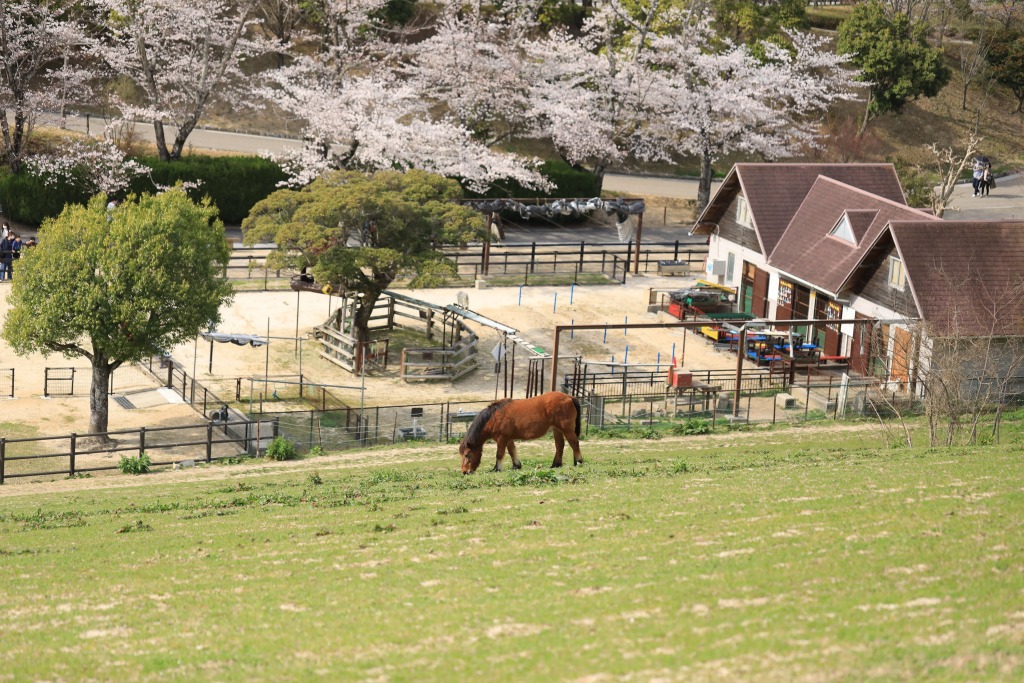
[
  {"x1": 551, "y1": 430, "x2": 565, "y2": 468},
  {"x1": 492, "y1": 439, "x2": 507, "y2": 472},
  {"x1": 508, "y1": 441, "x2": 522, "y2": 470}
]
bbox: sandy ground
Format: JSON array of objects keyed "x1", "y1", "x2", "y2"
[
  {"x1": 168, "y1": 274, "x2": 739, "y2": 410},
  {"x1": 0, "y1": 273, "x2": 741, "y2": 438}
]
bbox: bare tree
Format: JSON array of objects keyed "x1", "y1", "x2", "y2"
[
  {"x1": 901, "y1": 266, "x2": 1024, "y2": 446},
  {"x1": 957, "y1": 24, "x2": 994, "y2": 110},
  {"x1": 925, "y1": 131, "x2": 981, "y2": 217}
]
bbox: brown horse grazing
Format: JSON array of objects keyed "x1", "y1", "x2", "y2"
[{"x1": 459, "y1": 391, "x2": 583, "y2": 474}]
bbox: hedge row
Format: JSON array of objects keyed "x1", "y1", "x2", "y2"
[
  {"x1": 0, "y1": 155, "x2": 598, "y2": 228},
  {"x1": 466, "y1": 159, "x2": 600, "y2": 200}
]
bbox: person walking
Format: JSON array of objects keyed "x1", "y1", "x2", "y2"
[
  {"x1": 972, "y1": 157, "x2": 986, "y2": 197},
  {"x1": 980, "y1": 157, "x2": 993, "y2": 196},
  {"x1": 10, "y1": 233, "x2": 22, "y2": 279},
  {"x1": 0, "y1": 234, "x2": 12, "y2": 281}
]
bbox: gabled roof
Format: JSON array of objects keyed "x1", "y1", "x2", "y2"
[
  {"x1": 691, "y1": 163, "x2": 906, "y2": 256},
  {"x1": 768, "y1": 177, "x2": 937, "y2": 296},
  {"x1": 886, "y1": 221, "x2": 1024, "y2": 337}
]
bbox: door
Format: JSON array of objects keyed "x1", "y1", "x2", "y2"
[
  {"x1": 850, "y1": 313, "x2": 873, "y2": 375},
  {"x1": 892, "y1": 327, "x2": 913, "y2": 384},
  {"x1": 752, "y1": 268, "x2": 770, "y2": 318}
]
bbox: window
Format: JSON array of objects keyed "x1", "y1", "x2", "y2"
[
  {"x1": 830, "y1": 214, "x2": 855, "y2": 243},
  {"x1": 726, "y1": 252, "x2": 736, "y2": 281},
  {"x1": 735, "y1": 195, "x2": 752, "y2": 228},
  {"x1": 888, "y1": 256, "x2": 906, "y2": 290}
]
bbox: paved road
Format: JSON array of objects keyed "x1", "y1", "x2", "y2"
[{"x1": 43, "y1": 113, "x2": 1024, "y2": 224}]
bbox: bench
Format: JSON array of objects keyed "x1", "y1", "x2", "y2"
[{"x1": 817, "y1": 355, "x2": 850, "y2": 367}]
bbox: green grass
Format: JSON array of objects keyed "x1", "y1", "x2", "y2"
[{"x1": 1, "y1": 424, "x2": 1022, "y2": 681}]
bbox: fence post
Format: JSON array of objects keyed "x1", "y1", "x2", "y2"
[
  {"x1": 805, "y1": 385, "x2": 811, "y2": 417},
  {"x1": 530, "y1": 242, "x2": 536, "y2": 274},
  {"x1": 0, "y1": 437, "x2": 5, "y2": 484},
  {"x1": 43, "y1": 368, "x2": 48, "y2": 397},
  {"x1": 272, "y1": 418, "x2": 280, "y2": 440},
  {"x1": 206, "y1": 424, "x2": 213, "y2": 463},
  {"x1": 579, "y1": 241, "x2": 585, "y2": 272},
  {"x1": 166, "y1": 363, "x2": 173, "y2": 388},
  {"x1": 181, "y1": 372, "x2": 188, "y2": 401},
  {"x1": 139, "y1": 427, "x2": 146, "y2": 457},
  {"x1": 69, "y1": 433, "x2": 77, "y2": 477},
  {"x1": 236, "y1": 377, "x2": 241, "y2": 402},
  {"x1": 673, "y1": 240, "x2": 679, "y2": 261},
  {"x1": 71, "y1": 367, "x2": 75, "y2": 396}
]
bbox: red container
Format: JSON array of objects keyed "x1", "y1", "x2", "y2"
[{"x1": 671, "y1": 372, "x2": 692, "y2": 388}]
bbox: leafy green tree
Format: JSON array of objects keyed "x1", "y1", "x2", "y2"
[
  {"x1": 838, "y1": 0, "x2": 952, "y2": 135},
  {"x1": 709, "y1": 0, "x2": 808, "y2": 46},
  {"x1": 2, "y1": 190, "x2": 233, "y2": 437},
  {"x1": 242, "y1": 170, "x2": 486, "y2": 370},
  {"x1": 987, "y1": 29, "x2": 1024, "y2": 112}
]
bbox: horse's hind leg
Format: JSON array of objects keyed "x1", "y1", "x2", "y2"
[
  {"x1": 551, "y1": 430, "x2": 565, "y2": 468},
  {"x1": 567, "y1": 431, "x2": 583, "y2": 466},
  {"x1": 492, "y1": 439, "x2": 507, "y2": 472},
  {"x1": 508, "y1": 441, "x2": 522, "y2": 470}
]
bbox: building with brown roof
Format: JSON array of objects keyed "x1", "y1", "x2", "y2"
[{"x1": 690, "y1": 163, "x2": 1024, "y2": 395}]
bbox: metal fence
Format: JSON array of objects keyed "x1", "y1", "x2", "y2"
[
  {"x1": 41, "y1": 365, "x2": 160, "y2": 398},
  {"x1": 253, "y1": 400, "x2": 493, "y2": 453},
  {"x1": 0, "y1": 369, "x2": 12, "y2": 398}
]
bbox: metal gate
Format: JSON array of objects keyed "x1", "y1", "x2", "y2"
[
  {"x1": 586, "y1": 392, "x2": 605, "y2": 430},
  {"x1": 43, "y1": 367, "x2": 76, "y2": 397},
  {"x1": 0, "y1": 368, "x2": 12, "y2": 398}
]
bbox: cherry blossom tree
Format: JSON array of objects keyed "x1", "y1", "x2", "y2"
[
  {"x1": 642, "y1": 24, "x2": 859, "y2": 209},
  {"x1": 26, "y1": 128, "x2": 150, "y2": 197},
  {"x1": 94, "y1": 0, "x2": 271, "y2": 161},
  {"x1": 523, "y1": 1, "x2": 665, "y2": 194},
  {"x1": 525, "y1": 1, "x2": 857, "y2": 207},
  {"x1": 405, "y1": 0, "x2": 541, "y2": 147},
  {"x1": 260, "y1": 0, "x2": 547, "y2": 191},
  {"x1": 0, "y1": 1, "x2": 95, "y2": 171}
]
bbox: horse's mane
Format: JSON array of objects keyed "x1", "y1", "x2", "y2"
[{"x1": 463, "y1": 398, "x2": 512, "y2": 448}]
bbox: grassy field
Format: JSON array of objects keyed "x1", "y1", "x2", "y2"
[{"x1": 1, "y1": 421, "x2": 1022, "y2": 681}]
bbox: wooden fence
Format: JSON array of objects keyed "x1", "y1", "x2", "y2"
[
  {"x1": 442, "y1": 240, "x2": 706, "y2": 280},
  {"x1": 0, "y1": 419, "x2": 273, "y2": 483}
]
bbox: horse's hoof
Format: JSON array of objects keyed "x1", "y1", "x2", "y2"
[
  {"x1": 551, "y1": 463, "x2": 563, "y2": 468},
  {"x1": 513, "y1": 462, "x2": 523, "y2": 470}
]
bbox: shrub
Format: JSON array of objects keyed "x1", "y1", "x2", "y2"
[
  {"x1": 670, "y1": 418, "x2": 711, "y2": 436},
  {"x1": 128, "y1": 155, "x2": 286, "y2": 224},
  {"x1": 465, "y1": 159, "x2": 599, "y2": 200},
  {"x1": 0, "y1": 168, "x2": 90, "y2": 227},
  {"x1": 118, "y1": 452, "x2": 151, "y2": 475},
  {"x1": 265, "y1": 436, "x2": 298, "y2": 461}
]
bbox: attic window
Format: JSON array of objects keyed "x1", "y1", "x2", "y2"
[
  {"x1": 830, "y1": 214, "x2": 855, "y2": 243},
  {"x1": 888, "y1": 256, "x2": 906, "y2": 290},
  {"x1": 735, "y1": 195, "x2": 752, "y2": 228}
]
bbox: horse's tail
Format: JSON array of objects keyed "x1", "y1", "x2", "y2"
[{"x1": 572, "y1": 396, "x2": 582, "y2": 437}]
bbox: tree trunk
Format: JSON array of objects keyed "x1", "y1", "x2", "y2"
[
  {"x1": 593, "y1": 163, "x2": 606, "y2": 197},
  {"x1": 696, "y1": 154, "x2": 714, "y2": 213},
  {"x1": 153, "y1": 119, "x2": 171, "y2": 162},
  {"x1": 962, "y1": 81, "x2": 969, "y2": 111},
  {"x1": 857, "y1": 93, "x2": 873, "y2": 138},
  {"x1": 89, "y1": 358, "x2": 114, "y2": 438}
]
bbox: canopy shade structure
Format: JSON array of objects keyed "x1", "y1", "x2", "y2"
[{"x1": 201, "y1": 332, "x2": 268, "y2": 347}]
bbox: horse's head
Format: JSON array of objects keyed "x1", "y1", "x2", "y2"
[{"x1": 459, "y1": 438, "x2": 483, "y2": 474}]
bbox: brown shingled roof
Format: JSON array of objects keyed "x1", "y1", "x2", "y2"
[
  {"x1": 768, "y1": 177, "x2": 936, "y2": 296},
  {"x1": 889, "y1": 221, "x2": 1024, "y2": 337},
  {"x1": 691, "y1": 163, "x2": 906, "y2": 256}
]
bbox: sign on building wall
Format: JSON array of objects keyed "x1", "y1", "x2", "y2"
[{"x1": 778, "y1": 280, "x2": 794, "y2": 306}]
